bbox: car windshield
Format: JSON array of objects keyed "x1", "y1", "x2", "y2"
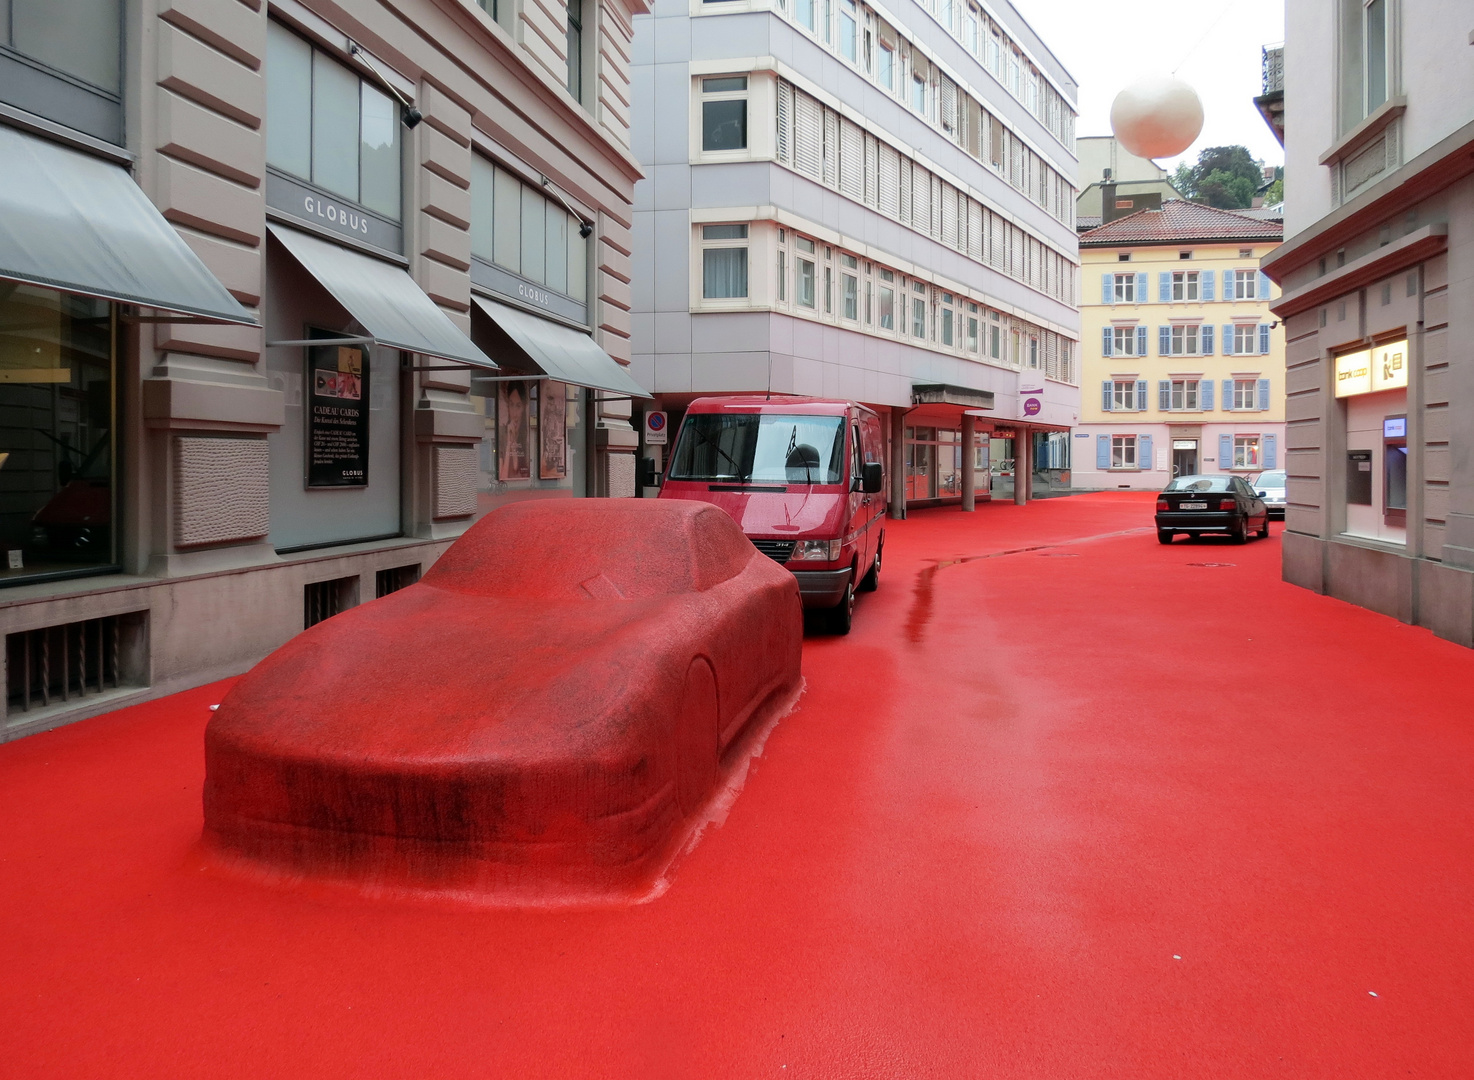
[
  {"x1": 1256, "y1": 471, "x2": 1286, "y2": 487},
  {"x1": 1164, "y1": 476, "x2": 1232, "y2": 493},
  {"x1": 668, "y1": 413, "x2": 847, "y2": 484}
]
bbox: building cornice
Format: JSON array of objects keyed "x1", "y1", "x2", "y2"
[{"x1": 1269, "y1": 224, "x2": 1447, "y2": 319}]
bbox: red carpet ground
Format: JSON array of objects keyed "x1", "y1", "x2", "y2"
[{"x1": 3, "y1": 492, "x2": 1472, "y2": 1078}]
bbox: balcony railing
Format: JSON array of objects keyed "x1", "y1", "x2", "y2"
[{"x1": 1262, "y1": 44, "x2": 1284, "y2": 96}]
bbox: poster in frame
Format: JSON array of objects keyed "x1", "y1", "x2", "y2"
[
  {"x1": 539, "y1": 380, "x2": 568, "y2": 480},
  {"x1": 497, "y1": 380, "x2": 531, "y2": 481}
]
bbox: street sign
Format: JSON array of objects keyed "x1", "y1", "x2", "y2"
[{"x1": 643, "y1": 411, "x2": 668, "y2": 445}]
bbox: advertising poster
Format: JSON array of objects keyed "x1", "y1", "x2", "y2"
[
  {"x1": 307, "y1": 344, "x2": 369, "y2": 487},
  {"x1": 498, "y1": 380, "x2": 531, "y2": 480},
  {"x1": 539, "y1": 380, "x2": 568, "y2": 480}
]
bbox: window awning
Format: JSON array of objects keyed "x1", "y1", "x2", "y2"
[
  {"x1": 471, "y1": 295, "x2": 651, "y2": 398},
  {"x1": 0, "y1": 125, "x2": 255, "y2": 324},
  {"x1": 912, "y1": 384, "x2": 996, "y2": 410},
  {"x1": 268, "y1": 224, "x2": 495, "y2": 369}
]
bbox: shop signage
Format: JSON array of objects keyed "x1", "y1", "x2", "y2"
[
  {"x1": 306, "y1": 343, "x2": 370, "y2": 487},
  {"x1": 643, "y1": 411, "x2": 668, "y2": 445},
  {"x1": 266, "y1": 170, "x2": 403, "y2": 253},
  {"x1": 471, "y1": 259, "x2": 589, "y2": 326},
  {"x1": 1335, "y1": 340, "x2": 1408, "y2": 398},
  {"x1": 1384, "y1": 417, "x2": 1406, "y2": 439},
  {"x1": 1173, "y1": 440, "x2": 1197, "y2": 450},
  {"x1": 1023, "y1": 398, "x2": 1041, "y2": 416}
]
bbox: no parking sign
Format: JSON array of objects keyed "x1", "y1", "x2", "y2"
[{"x1": 643, "y1": 411, "x2": 668, "y2": 445}]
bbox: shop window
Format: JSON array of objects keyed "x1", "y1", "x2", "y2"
[
  {"x1": 1111, "y1": 435, "x2": 1137, "y2": 469},
  {"x1": 1233, "y1": 436, "x2": 1261, "y2": 470},
  {"x1": 701, "y1": 76, "x2": 748, "y2": 152},
  {"x1": 0, "y1": 287, "x2": 116, "y2": 586},
  {"x1": 469, "y1": 156, "x2": 588, "y2": 304},
  {"x1": 701, "y1": 224, "x2": 748, "y2": 300},
  {"x1": 266, "y1": 21, "x2": 402, "y2": 221},
  {"x1": 472, "y1": 380, "x2": 587, "y2": 512}
]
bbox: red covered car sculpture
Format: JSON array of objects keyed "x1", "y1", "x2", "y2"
[{"x1": 203, "y1": 499, "x2": 803, "y2": 904}]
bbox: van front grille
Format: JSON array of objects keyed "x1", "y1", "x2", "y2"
[{"x1": 751, "y1": 539, "x2": 796, "y2": 563}]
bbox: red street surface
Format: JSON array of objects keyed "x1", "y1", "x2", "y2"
[{"x1": 3, "y1": 492, "x2": 1472, "y2": 1078}]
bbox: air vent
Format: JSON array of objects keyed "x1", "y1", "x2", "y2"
[
  {"x1": 6, "y1": 613, "x2": 147, "y2": 718},
  {"x1": 375, "y1": 564, "x2": 420, "y2": 598},
  {"x1": 304, "y1": 575, "x2": 359, "y2": 629},
  {"x1": 751, "y1": 539, "x2": 797, "y2": 563}
]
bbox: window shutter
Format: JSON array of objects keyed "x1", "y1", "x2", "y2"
[
  {"x1": 1219, "y1": 434, "x2": 1233, "y2": 468},
  {"x1": 1136, "y1": 379, "x2": 1148, "y2": 411},
  {"x1": 1200, "y1": 378, "x2": 1214, "y2": 411},
  {"x1": 1258, "y1": 377, "x2": 1271, "y2": 411},
  {"x1": 864, "y1": 134, "x2": 879, "y2": 208},
  {"x1": 941, "y1": 186, "x2": 959, "y2": 248},
  {"x1": 967, "y1": 199, "x2": 983, "y2": 260},
  {"x1": 1201, "y1": 324, "x2": 1214, "y2": 355},
  {"x1": 1096, "y1": 434, "x2": 1110, "y2": 469},
  {"x1": 776, "y1": 80, "x2": 792, "y2": 164},
  {"x1": 879, "y1": 143, "x2": 900, "y2": 217},
  {"x1": 1101, "y1": 380, "x2": 1112, "y2": 410},
  {"x1": 913, "y1": 168, "x2": 932, "y2": 235},
  {"x1": 1263, "y1": 434, "x2": 1278, "y2": 470},
  {"x1": 1258, "y1": 271, "x2": 1271, "y2": 300},
  {"x1": 1101, "y1": 327, "x2": 1112, "y2": 357},
  {"x1": 1222, "y1": 324, "x2": 1235, "y2": 355},
  {"x1": 898, "y1": 159, "x2": 911, "y2": 226},
  {"x1": 1223, "y1": 379, "x2": 1235, "y2": 410},
  {"x1": 1158, "y1": 380, "x2": 1171, "y2": 411},
  {"x1": 1139, "y1": 434, "x2": 1153, "y2": 470},
  {"x1": 823, "y1": 107, "x2": 839, "y2": 188},
  {"x1": 1223, "y1": 269, "x2": 1234, "y2": 299},
  {"x1": 838, "y1": 119, "x2": 864, "y2": 200},
  {"x1": 1159, "y1": 273, "x2": 1171, "y2": 303},
  {"x1": 1136, "y1": 272, "x2": 1147, "y2": 299},
  {"x1": 1102, "y1": 273, "x2": 1113, "y2": 305},
  {"x1": 1259, "y1": 323, "x2": 1271, "y2": 355},
  {"x1": 1136, "y1": 325, "x2": 1147, "y2": 356},
  {"x1": 1159, "y1": 325, "x2": 1171, "y2": 356},
  {"x1": 1201, "y1": 271, "x2": 1215, "y2": 302},
  {"x1": 940, "y1": 76, "x2": 957, "y2": 134},
  {"x1": 794, "y1": 92, "x2": 823, "y2": 179}
]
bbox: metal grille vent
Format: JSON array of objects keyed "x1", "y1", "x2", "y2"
[
  {"x1": 304, "y1": 575, "x2": 359, "y2": 629},
  {"x1": 6, "y1": 614, "x2": 141, "y2": 716},
  {"x1": 752, "y1": 540, "x2": 796, "y2": 563},
  {"x1": 375, "y1": 564, "x2": 420, "y2": 598}
]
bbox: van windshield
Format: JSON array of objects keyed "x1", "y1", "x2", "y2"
[{"x1": 668, "y1": 413, "x2": 847, "y2": 484}]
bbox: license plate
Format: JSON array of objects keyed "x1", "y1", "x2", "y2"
[{"x1": 1179, "y1": 501, "x2": 1207, "y2": 509}]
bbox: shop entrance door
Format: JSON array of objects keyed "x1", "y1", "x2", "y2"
[{"x1": 1172, "y1": 439, "x2": 1198, "y2": 477}]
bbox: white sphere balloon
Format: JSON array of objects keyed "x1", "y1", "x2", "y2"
[{"x1": 1110, "y1": 76, "x2": 1204, "y2": 161}]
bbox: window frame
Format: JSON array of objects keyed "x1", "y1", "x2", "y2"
[
  {"x1": 1172, "y1": 270, "x2": 1200, "y2": 302},
  {"x1": 1111, "y1": 435, "x2": 1138, "y2": 470},
  {"x1": 1168, "y1": 378, "x2": 1200, "y2": 411},
  {"x1": 1113, "y1": 273, "x2": 1136, "y2": 303},
  {"x1": 699, "y1": 75, "x2": 749, "y2": 154},
  {"x1": 699, "y1": 223, "x2": 749, "y2": 302},
  {"x1": 1233, "y1": 435, "x2": 1262, "y2": 470},
  {"x1": 1111, "y1": 379, "x2": 1138, "y2": 411}
]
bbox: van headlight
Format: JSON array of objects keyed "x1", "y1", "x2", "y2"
[{"x1": 791, "y1": 539, "x2": 841, "y2": 562}]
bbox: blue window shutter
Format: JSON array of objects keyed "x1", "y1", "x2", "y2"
[
  {"x1": 1263, "y1": 434, "x2": 1278, "y2": 469},
  {"x1": 1259, "y1": 323, "x2": 1271, "y2": 354},
  {"x1": 1102, "y1": 327, "x2": 1112, "y2": 356},
  {"x1": 1159, "y1": 273, "x2": 1171, "y2": 303},
  {"x1": 1102, "y1": 273, "x2": 1114, "y2": 305},
  {"x1": 1202, "y1": 324, "x2": 1215, "y2": 355},
  {"x1": 1101, "y1": 380, "x2": 1113, "y2": 410},
  {"x1": 1258, "y1": 377, "x2": 1271, "y2": 411},
  {"x1": 1223, "y1": 269, "x2": 1235, "y2": 299},
  {"x1": 1136, "y1": 272, "x2": 1147, "y2": 301},
  {"x1": 1201, "y1": 271, "x2": 1215, "y2": 302},
  {"x1": 1223, "y1": 379, "x2": 1235, "y2": 410},
  {"x1": 1139, "y1": 434, "x2": 1153, "y2": 471},
  {"x1": 1222, "y1": 324, "x2": 1235, "y2": 355},
  {"x1": 1219, "y1": 433, "x2": 1233, "y2": 468},
  {"x1": 1158, "y1": 380, "x2": 1170, "y2": 411},
  {"x1": 1136, "y1": 325, "x2": 1147, "y2": 356},
  {"x1": 1258, "y1": 271, "x2": 1271, "y2": 300},
  {"x1": 1136, "y1": 379, "x2": 1148, "y2": 411},
  {"x1": 1096, "y1": 434, "x2": 1110, "y2": 469},
  {"x1": 1159, "y1": 325, "x2": 1171, "y2": 355},
  {"x1": 1200, "y1": 378, "x2": 1214, "y2": 411}
]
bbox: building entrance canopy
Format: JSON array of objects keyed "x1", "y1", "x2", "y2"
[
  {"x1": 0, "y1": 126, "x2": 254, "y2": 324},
  {"x1": 471, "y1": 296, "x2": 650, "y2": 398},
  {"x1": 267, "y1": 225, "x2": 495, "y2": 368}
]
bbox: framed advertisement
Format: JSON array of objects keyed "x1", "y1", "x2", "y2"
[
  {"x1": 306, "y1": 337, "x2": 369, "y2": 487},
  {"x1": 498, "y1": 380, "x2": 531, "y2": 481},
  {"x1": 539, "y1": 380, "x2": 568, "y2": 480}
]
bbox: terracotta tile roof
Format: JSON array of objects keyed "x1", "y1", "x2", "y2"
[{"x1": 1079, "y1": 199, "x2": 1283, "y2": 246}]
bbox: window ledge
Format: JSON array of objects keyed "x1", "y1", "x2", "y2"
[{"x1": 1319, "y1": 97, "x2": 1407, "y2": 166}]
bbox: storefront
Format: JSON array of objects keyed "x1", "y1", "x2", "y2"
[{"x1": 1333, "y1": 339, "x2": 1409, "y2": 546}]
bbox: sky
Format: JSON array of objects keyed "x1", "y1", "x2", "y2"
[{"x1": 1007, "y1": 0, "x2": 1285, "y2": 175}]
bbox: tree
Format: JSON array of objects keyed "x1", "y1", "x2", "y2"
[
  {"x1": 1263, "y1": 178, "x2": 1284, "y2": 205},
  {"x1": 1172, "y1": 145, "x2": 1264, "y2": 210}
]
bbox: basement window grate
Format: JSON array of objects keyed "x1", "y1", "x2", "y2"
[
  {"x1": 6, "y1": 614, "x2": 143, "y2": 717},
  {"x1": 375, "y1": 564, "x2": 421, "y2": 598},
  {"x1": 304, "y1": 575, "x2": 359, "y2": 629}
]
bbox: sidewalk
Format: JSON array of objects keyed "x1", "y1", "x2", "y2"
[{"x1": 3, "y1": 493, "x2": 1472, "y2": 1079}]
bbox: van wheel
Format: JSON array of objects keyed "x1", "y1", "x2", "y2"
[
  {"x1": 859, "y1": 539, "x2": 882, "y2": 592},
  {"x1": 829, "y1": 579, "x2": 855, "y2": 635}
]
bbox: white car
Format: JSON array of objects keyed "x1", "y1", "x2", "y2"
[{"x1": 1255, "y1": 470, "x2": 1287, "y2": 519}]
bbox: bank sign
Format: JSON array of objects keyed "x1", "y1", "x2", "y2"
[{"x1": 1335, "y1": 340, "x2": 1408, "y2": 398}]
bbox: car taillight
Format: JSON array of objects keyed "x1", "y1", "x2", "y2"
[
  {"x1": 1156, "y1": 499, "x2": 1169, "y2": 511},
  {"x1": 1218, "y1": 498, "x2": 1237, "y2": 511}
]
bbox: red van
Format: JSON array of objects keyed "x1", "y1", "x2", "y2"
[{"x1": 658, "y1": 397, "x2": 887, "y2": 633}]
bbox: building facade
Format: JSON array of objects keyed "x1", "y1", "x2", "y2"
[
  {"x1": 630, "y1": 0, "x2": 1081, "y2": 511},
  {"x1": 1, "y1": 0, "x2": 649, "y2": 737},
  {"x1": 1263, "y1": 1, "x2": 1474, "y2": 646},
  {"x1": 1075, "y1": 201, "x2": 1284, "y2": 490}
]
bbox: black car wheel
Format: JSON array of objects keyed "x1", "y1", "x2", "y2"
[
  {"x1": 829, "y1": 579, "x2": 855, "y2": 635},
  {"x1": 1232, "y1": 515, "x2": 1249, "y2": 544},
  {"x1": 1257, "y1": 516, "x2": 1270, "y2": 539},
  {"x1": 1157, "y1": 530, "x2": 1173, "y2": 545},
  {"x1": 859, "y1": 539, "x2": 882, "y2": 592}
]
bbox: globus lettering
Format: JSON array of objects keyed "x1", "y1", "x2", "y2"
[{"x1": 303, "y1": 195, "x2": 371, "y2": 235}]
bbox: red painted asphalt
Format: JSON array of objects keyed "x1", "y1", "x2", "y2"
[{"x1": 4, "y1": 492, "x2": 1473, "y2": 1078}]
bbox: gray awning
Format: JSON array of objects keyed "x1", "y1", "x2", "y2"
[
  {"x1": 471, "y1": 295, "x2": 651, "y2": 398},
  {"x1": 912, "y1": 384, "x2": 996, "y2": 410},
  {"x1": 0, "y1": 124, "x2": 255, "y2": 323},
  {"x1": 268, "y1": 224, "x2": 495, "y2": 368}
]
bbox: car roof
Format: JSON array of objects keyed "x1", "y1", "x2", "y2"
[{"x1": 684, "y1": 395, "x2": 877, "y2": 418}]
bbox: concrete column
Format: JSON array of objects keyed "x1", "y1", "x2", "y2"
[
  {"x1": 960, "y1": 415, "x2": 976, "y2": 512},
  {"x1": 1014, "y1": 428, "x2": 1030, "y2": 506},
  {"x1": 889, "y1": 407, "x2": 907, "y2": 520}
]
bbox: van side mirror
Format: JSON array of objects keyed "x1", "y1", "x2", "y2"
[
  {"x1": 639, "y1": 458, "x2": 661, "y2": 488},
  {"x1": 861, "y1": 461, "x2": 884, "y2": 494}
]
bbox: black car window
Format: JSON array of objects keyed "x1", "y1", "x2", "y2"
[{"x1": 1164, "y1": 476, "x2": 1231, "y2": 493}]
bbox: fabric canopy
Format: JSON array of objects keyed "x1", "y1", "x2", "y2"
[
  {"x1": 268, "y1": 224, "x2": 495, "y2": 369},
  {"x1": 0, "y1": 125, "x2": 254, "y2": 323},
  {"x1": 471, "y1": 296, "x2": 650, "y2": 398}
]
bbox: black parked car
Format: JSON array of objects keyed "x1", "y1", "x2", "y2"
[{"x1": 1155, "y1": 475, "x2": 1270, "y2": 544}]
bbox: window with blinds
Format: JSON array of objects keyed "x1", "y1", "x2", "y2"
[{"x1": 839, "y1": 119, "x2": 864, "y2": 199}]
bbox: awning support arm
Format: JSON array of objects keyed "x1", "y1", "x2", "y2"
[{"x1": 267, "y1": 335, "x2": 376, "y2": 348}]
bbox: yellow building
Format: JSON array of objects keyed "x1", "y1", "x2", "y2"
[{"x1": 1076, "y1": 201, "x2": 1284, "y2": 489}]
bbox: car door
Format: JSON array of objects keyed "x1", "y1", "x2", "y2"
[
  {"x1": 1234, "y1": 477, "x2": 1265, "y2": 524},
  {"x1": 848, "y1": 416, "x2": 870, "y2": 576}
]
